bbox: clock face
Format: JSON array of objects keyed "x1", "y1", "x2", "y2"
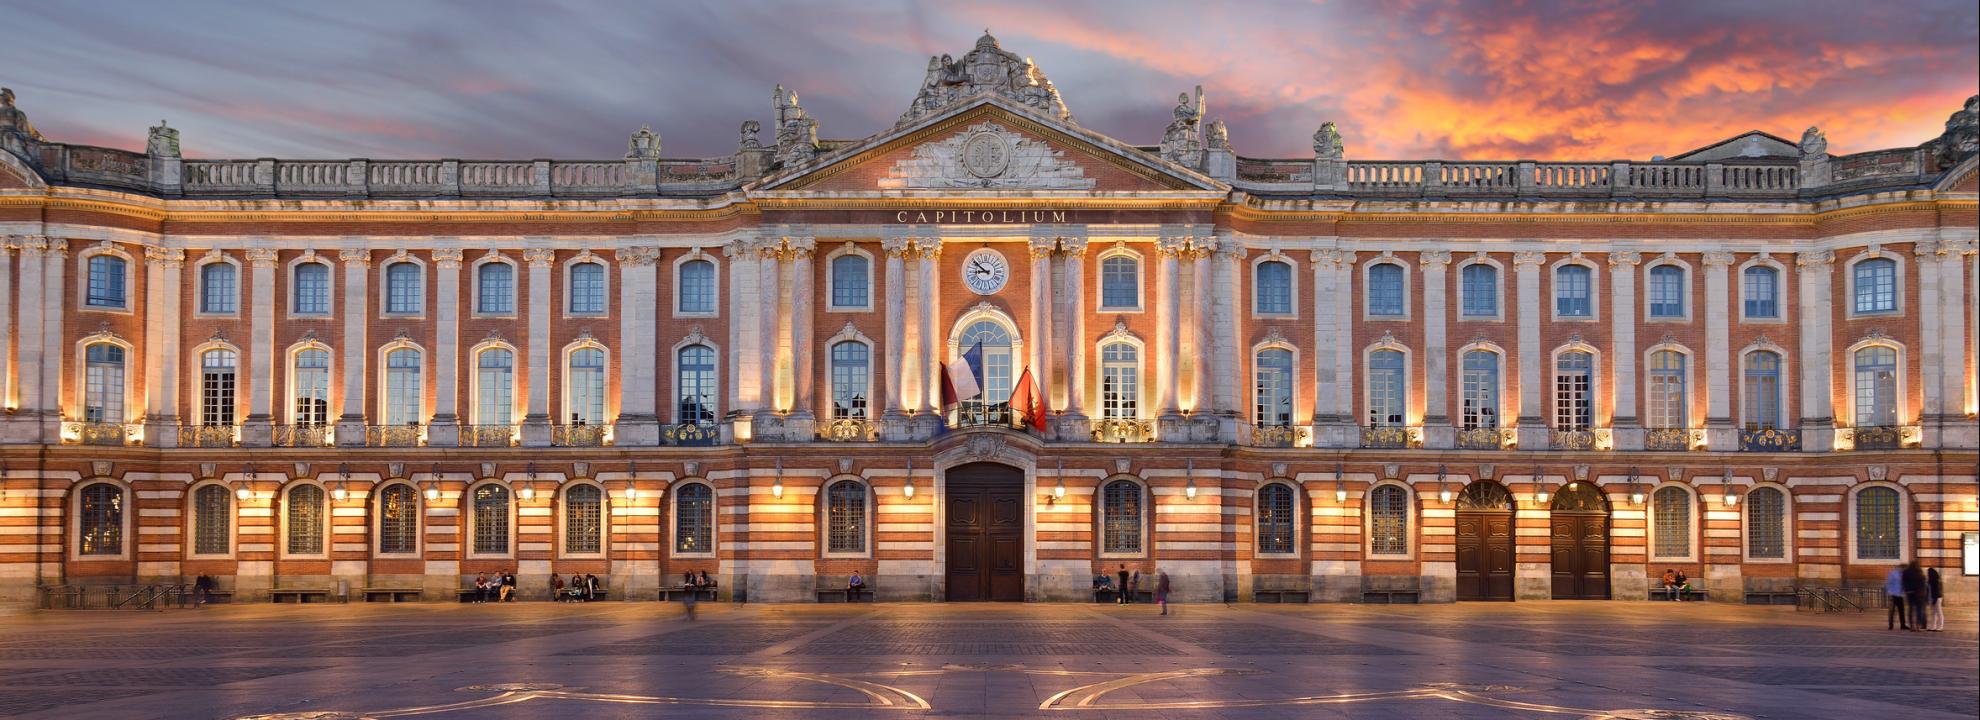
[{"x1": 962, "y1": 248, "x2": 1011, "y2": 295}]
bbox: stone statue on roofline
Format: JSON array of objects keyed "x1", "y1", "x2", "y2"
[
  {"x1": 773, "y1": 84, "x2": 819, "y2": 168},
  {"x1": 1313, "y1": 121, "x2": 1344, "y2": 159},
  {"x1": 738, "y1": 120, "x2": 762, "y2": 150},
  {"x1": 625, "y1": 124, "x2": 659, "y2": 159},
  {"x1": 896, "y1": 31, "x2": 1073, "y2": 127},
  {"x1": 1206, "y1": 119, "x2": 1230, "y2": 151},
  {"x1": 0, "y1": 87, "x2": 41, "y2": 141},
  {"x1": 1924, "y1": 94, "x2": 1979, "y2": 171},
  {"x1": 1160, "y1": 85, "x2": 1206, "y2": 167},
  {"x1": 1798, "y1": 126, "x2": 1826, "y2": 160},
  {"x1": 147, "y1": 120, "x2": 180, "y2": 158}
]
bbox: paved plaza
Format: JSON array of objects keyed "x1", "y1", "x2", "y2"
[{"x1": 0, "y1": 601, "x2": 1972, "y2": 719}]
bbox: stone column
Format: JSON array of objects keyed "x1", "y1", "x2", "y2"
[
  {"x1": 615, "y1": 247, "x2": 661, "y2": 446},
  {"x1": 520, "y1": 248, "x2": 555, "y2": 446},
  {"x1": 241, "y1": 247, "x2": 280, "y2": 446},
  {"x1": 1514, "y1": 251, "x2": 1547, "y2": 450},
  {"x1": 1943, "y1": 240, "x2": 1978, "y2": 448},
  {"x1": 1310, "y1": 249, "x2": 1346, "y2": 447},
  {"x1": 1609, "y1": 251, "x2": 1644, "y2": 450},
  {"x1": 1700, "y1": 251, "x2": 1738, "y2": 450},
  {"x1": 1331, "y1": 251, "x2": 1358, "y2": 438},
  {"x1": 881, "y1": 236, "x2": 911, "y2": 438},
  {"x1": 11, "y1": 237, "x2": 46, "y2": 439},
  {"x1": 1059, "y1": 237, "x2": 1091, "y2": 436},
  {"x1": 1211, "y1": 244, "x2": 1243, "y2": 420},
  {"x1": 759, "y1": 240, "x2": 784, "y2": 419},
  {"x1": 1915, "y1": 241, "x2": 1943, "y2": 433},
  {"x1": 426, "y1": 248, "x2": 464, "y2": 446},
  {"x1": 723, "y1": 240, "x2": 758, "y2": 422},
  {"x1": 1796, "y1": 250, "x2": 1836, "y2": 451},
  {"x1": 1190, "y1": 242, "x2": 1213, "y2": 424},
  {"x1": 1420, "y1": 250, "x2": 1453, "y2": 448},
  {"x1": 137, "y1": 248, "x2": 177, "y2": 444},
  {"x1": 39, "y1": 240, "x2": 65, "y2": 440},
  {"x1": 1154, "y1": 236, "x2": 1186, "y2": 435},
  {"x1": 1027, "y1": 235, "x2": 1055, "y2": 428},
  {"x1": 0, "y1": 242, "x2": 11, "y2": 417},
  {"x1": 787, "y1": 237, "x2": 817, "y2": 438},
  {"x1": 335, "y1": 249, "x2": 370, "y2": 446},
  {"x1": 914, "y1": 239, "x2": 945, "y2": 436}
]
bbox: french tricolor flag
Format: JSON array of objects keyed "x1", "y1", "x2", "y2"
[{"x1": 941, "y1": 341, "x2": 984, "y2": 406}]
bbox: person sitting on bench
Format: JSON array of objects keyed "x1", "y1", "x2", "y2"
[{"x1": 848, "y1": 572, "x2": 866, "y2": 595}]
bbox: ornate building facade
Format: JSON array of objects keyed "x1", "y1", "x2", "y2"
[{"x1": 0, "y1": 34, "x2": 1975, "y2": 607}]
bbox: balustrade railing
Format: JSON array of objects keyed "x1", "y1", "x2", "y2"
[
  {"x1": 1455, "y1": 427, "x2": 1506, "y2": 450},
  {"x1": 1845, "y1": 425, "x2": 1914, "y2": 451},
  {"x1": 1091, "y1": 418, "x2": 1154, "y2": 443},
  {"x1": 822, "y1": 418, "x2": 880, "y2": 442},
  {"x1": 272, "y1": 424, "x2": 333, "y2": 448},
  {"x1": 1532, "y1": 163, "x2": 1611, "y2": 191},
  {"x1": 662, "y1": 422, "x2": 722, "y2": 447},
  {"x1": 459, "y1": 161, "x2": 536, "y2": 192},
  {"x1": 1644, "y1": 428, "x2": 1694, "y2": 451},
  {"x1": 62, "y1": 421, "x2": 140, "y2": 446},
  {"x1": 181, "y1": 160, "x2": 261, "y2": 192},
  {"x1": 365, "y1": 424, "x2": 424, "y2": 448},
  {"x1": 1440, "y1": 162, "x2": 1516, "y2": 190},
  {"x1": 274, "y1": 161, "x2": 349, "y2": 192},
  {"x1": 460, "y1": 425, "x2": 517, "y2": 448},
  {"x1": 952, "y1": 404, "x2": 1018, "y2": 430},
  {"x1": 551, "y1": 424, "x2": 610, "y2": 447},
  {"x1": 368, "y1": 161, "x2": 448, "y2": 193},
  {"x1": 1359, "y1": 426, "x2": 1416, "y2": 449},
  {"x1": 178, "y1": 424, "x2": 240, "y2": 448},
  {"x1": 1251, "y1": 424, "x2": 1305, "y2": 448},
  {"x1": 1339, "y1": 160, "x2": 1799, "y2": 198},
  {"x1": 1739, "y1": 427, "x2": 1802, "y2": 452},
  {"x1": 1550, "y1": 429, "x2": 1597, "y2": 451},
  {"x1": 550, "y1": 161, "x2": 625, "y2": 194}
]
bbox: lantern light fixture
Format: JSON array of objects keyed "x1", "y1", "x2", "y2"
[
  {"x1": 1437, "y1": 464, "x2": 1452, "y2": 504},
  {"x1": 1722, "y1": 468, "x2": 1738, "y2": 507},
  {"x1": 1628, "y1": 466, "x2": 1644, "y2": 505},
  {"x1": 333, "y1": 463, "x2": 350, "y2": 501},
  {"x1": 1533, "y1": 465, "x2": 1549, "y2": 505},
  {"x1": 625, "y1": 478, "x2": 639, "y2": 501}
]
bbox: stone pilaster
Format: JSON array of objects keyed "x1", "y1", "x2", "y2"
[
  {"x1": 426, "y1": 248, "x2": 464, "y2": 447},
  {"x1": 9, "y1": 237, "x2": 46, "y2": 440},
  {"x1": 914, "y1": 239, "x2": 945, "y2": 436},
  {"x1": 335, "y1": 249, "x2": 370, "y2": 446},
  {"x1": 521, "y1": 247, "x2": 556, "y2": 446},
  {"x1": 723, "y1": 239, "x2": 758, "y2": 421},
  {"x1": 1420, "y1": 250, "x2": 1453, "y2": 448},
  {"x1": 1609, "y1": 251, "x2": 1644, "y2": 450},
  {"x1": 1212, "y1": 244, "x2": 1243, "y2": 421},
  {"x1": 1943, "y1": 240, "x2": 1978, "y2": 448},
  {"x1": 1702, "y1": 251, "x2": 1736, "y2": 450},
  {"x1": 881, "y1": 236, "x2": 912, "y2": 439},
  {"x1": 1514, "y1": 251, "x2": 1547, "y2": 451},
  {"x1": 1915, "y1": 241, "x2": 1943, "y2": 431},
  {"x1": 38, "y1": 239, "x2": 66, "y2": 440},
  {"x1": 1154, "y1": 235, "x2": 1187, "y2": 437},
  {"x1": 1311, "y1": 249, "x2": 1354, "y2": 448},
  {"x1": 139, "y1": 248, "x2": 181, "y2": 446},
  {"x1": 1190, "y1": 240, "x2": 1213, "y2": 418},
  {"x1": 1796, "y1": 250, "x2": 1836, "y2": 451},
  {"x1": 0, "y1": 241, "x2": 11, "y2": 419},
  {"x1": 615, "y1": 247, "x2": 661, "y2": 446},
  {"x1": 1027, "y1": 235, "x2": 1054, "y2": 430},
  {"x1": 241, "y1": 247, "x2": 280, "y2": 446},
  {"x1": 1056, "y1": 236, "x2": 1091, "y2": 439},
  {"x1": 787, "y1": 237, "x2": 817, "y2": 437}
]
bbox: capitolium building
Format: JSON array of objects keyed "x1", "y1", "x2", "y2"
[{"x1": 0, "y1": 34, "x2": 1975, "y2": 607}]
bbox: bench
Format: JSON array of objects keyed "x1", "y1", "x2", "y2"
[
  {"x1": 659, "y1": 586, "x2": 717, "y2": 602},
  {"x1": 1093, "y1": 589, "x2": 1153, "y2": 603},
  {"x1": 269, "y1": 588, "x2": 335, "y2": 604},
  {"x1": 1361, "y1": 591, "x2": 1420, "y2": 604},
  {"x1": 815, "y1": 576, "x2": 875, "y2": 603},
  {"x1": 195, "y1": 589, "x2": 235, "y2": 605},
  {"x1": 361, "y1": 587, "x2": 423, "y2": 603},
  {"x1": 1649, "y1": 588, "x2": 1709, "y2": 602},
  {"x1": 1361, "y1": 577, "x2": 1421, "y2": 604},
  {"x1": 1744, "y1": 591, "x2": 1798, "y2": 606}
]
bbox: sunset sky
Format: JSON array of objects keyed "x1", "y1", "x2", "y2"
[{"x1": 1, "y1": 0, "x2": 1974, "y2": 161}]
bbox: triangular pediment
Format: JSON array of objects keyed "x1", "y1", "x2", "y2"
[
  {"x1": 752, "y1": 96, "x2": 1225, "y2": 194},
  {"x1": 1667, "y1": 130, "x2": 1800, "y2": 161}
]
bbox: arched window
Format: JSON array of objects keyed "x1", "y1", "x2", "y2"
[
  {"x1": 568, "y1": 347, "x2": 607, "y2": 425},
  {"x1": 1742, "y1": 266, "x2": 1779, "y2": 318},
  {"x1": 476, "y1": 262, "x2": 514, "y2": 314},
  {"x1": 376, "y1": 483, "x2": 420, "y2": 555},
  {"x1": 676, "y1": 344, "x2": 717, "y2": 424},
  {"x1": 200, "y1": 349, "x2": 238, "y2": 426},
  {"x1": 1746, "y1": 486, "x2": 1787, "y2": 560},
  {"x1": 569, "y1": 262, "x2": 607, "y2": 314},
  {"x1": 471, "y1": 484, "x2": 511, "y2": 555},
  {"x1": 1743, "y1": 351, "x2": 1782, "y2": 430},
  {"x1": 1853, "y1": 346, "x2": 1898, "y2": 427},
  {"x1": 1367, "y1": 349, "x2": 1406, "y2": 427},
  {"x1": 1100, "y1": 255, "x2": 1139, "y2": 310},
  {"x1": 564, "y1": 484, "x2": 603, "y2": 554},
  {"x1": 1647, "y1": 350, "x2": 1687, "y2": 429},
  {"x1": 1253, "y1": 348, "x2": 1294, "y2": 428},
  {"x1": 830, "y1": 254, "x2": 869, "y2": 309},
  {"x1": 1554, "y1": 265, "x2": 1591, "y2": 317},
  {"x1": 1648, "y1": 265, "x2": 1685, "y2": 318},
  {"x1": 192, "y1": 484, "x2": 232, "y2": 555},
  {"x1": 1651, "y1": 486, "x2": 1692, "y2": 559},
  {"x1": 1255, "y1": 260, "x2": 1293, "y2": 314},
  {"x1": 1101, "y1": 480, "x2": 1144, "y2": 554},
  {"x1": 293, "y1": 261, "x2": 331, "y2": 315},
  {"x1": 674, "y1": 483, "x2": 713, "y2": 553},
  {"x1": 1855, "y1": 486, "x2": 1903, "y2": 561},
  {"x1": 1460, "y1": 350, "x2": 1499, "y2": 430},
  {"x1": 473, "y1": 348, "x2": 514, "y2": 426},
  {"x1": 77, "y1": 483, "x2": 124, "y2": 556},
  {"x1": 1456, "y1": 481, "x2": 1516, "y2": 511},
  {"x1": 292, "y1": 348, "x2": 331, "y2": 426},
  {"x1": 285, "y1": 484, "x2": 325, "y2": 555},
  {"x1": 1368, "y1": 484, "x2": 1410, "y2": 556},
  {"x1": 1460, "y1": 264, "x2": 1497, "y2": 317},
  {"x1": 384, "y1": 261, "x2": 422, "y2": 314},
  {"x1": 830, "y1": 341, "x2": 870, "y2": 420},
  {"x1": 678, "y1": 259, "x2": 716, "y2": 314},
  {"x1": 83, "y1": 343, "x2": 126, "y2": 423},
  {"x1": 199, "y1": 262, "x2": 237, "y2": 314},
  {"x1": 1852, "y1": 257, "x2": 1896, "y2": 314},
  {"x1": 1099, "y1": 342, "x2": 1139, "y2": 421},
  {"x1": 959, "y1": 320, "x2": 1015, "y2": 419},
  {"x1": 1257, "y1": 483, "x2": 1296, "y2": 555},
  {"x1": 384, "y1": 348, "x2": 422, "y2": 426},
  {"x1": 825, "y1": 480, "x2": 866, "y2": 554},
  {"x1": 86, "y1": 254, "x2": 127, "y2": 308},
  {"x1": 1554, "y1": 351, "x2": 1592, "y2": 431},
  {"x1": 1367, "y1": 263, "x2": 1405, "y2": 317}
]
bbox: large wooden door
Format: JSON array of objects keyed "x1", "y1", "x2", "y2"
[
  {"x1": 945, "y1": 462, "x2": 1025, "y2": 602},
  {"x1": 1455, "y1": 511, "x2": 1514, "y2": 601},
  {"x1": 1549, "y1": 513, "x2": 1611, "y2": 599}
]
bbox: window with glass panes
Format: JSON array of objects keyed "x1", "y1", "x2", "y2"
[
  {"x1": 1099, "y1": 342, "x2": 1138, "y2": 420},
  {"x1": 1746, "y1": 486, "x2": 1786, "y2": 559},
  {"x1": 959, "y1": 320, "x2": 1014, "y2": 416},
  {"x1": 1367, "y1": 350, "x2": 1405, "y2": 426},
  {"x1": 200, "y1": 262, "x2": 237, "y2": 314},
  {"x1": 1554, "y1": 265, "x2": 1591, "y2": 317},
  {"x1": 1554, "y1": 351, "x2": 1592, "y2": 431},
  {"x1": 568, "y1": 348, "x2": 606, "y2": 425},
  {"x1": 675, "y1": 483, "x2": 713, "y2": 553},
  {"x1": 1743, "y1": 351, "x2": 1782, "y2": 430},
  {"x1": 86, "y1": 254, "x2": 126, "y2": 307},
  {"x1": 292, "y1": 349, "x2": 331, "y2": 426},
  {"x1": 1461, "y1": 264, "x2": 1498, "y2": 317},
  {"x1": 384, "y1": 348, "x2": 422, "y2": 425},
  {"x1": 293, "y1": 262, "x2": 331, "y2": 314},
  {"x1": 1646, "y1": 351, "x2": 1687, "y2": 428},
  {"x1": 83, "y1": 343, "x2": 125, "y2": 423},
  {"x1": 1101, "y1": 480, "x2": 1143, "y2": 554},
  {"x1": 193, "y1": 484, "x2": 231, "y2": 555},
  {"x1": 1460, "y1": 351, "x2": 1499, "y2": 430},
  {"x1": 385, "y1": 262, "x2": 422, "y2": 314},
  {"x1": 830, "y1": 254, "x2": 869, "y2": 308},
  {"x1": 1742, "y1": 266, "x2": 1778, "y2": 318},
  {"x1": 377, "y1": 484, "x2": 419, "y2": 554},
  {"x1": 1855, "y1": 486, "x2": 1900, "y2": 560},
  {"x1": 1648, "y1": 265, "x2": 1685, "y2": 317},
  {"x1": 564, "y1": 484, "x2": 603, "y2": 554},
  {"x1": 1367, "y1": 263, "x2": 1405, "y2": 316},
  {"x1": 1257, "y1": 483, "x2": 1295, "y2": 554},
  {"x1": 77, "y1": 483, "x2": 123, "y2": 556},
  {"x1": 1852, "y1": 258, "x2": 1896, "y2": 313},
  {"x1": 1652, "y1": 486, "x2": 1691, "y2": 558},
  {"x1": 471, "y1": 485, "x2": 510, "y2": 554},
  {"x1": 1100, "y1": 255, "x2": 1138, "y2": 309},
  {"x1": 1853, "y1": 346, "x2": 1898, "y2": 427},
  {"x1": 286, "y1": 484, "x2": 324, "y2": 554},
  {"x1": 1254, "y1": 348, "x2": 1293, "y2": 427},
  {"x1": 474, "y1": 348, "x2": 514, "y2": 426},
  {"x1": 1255, "y1": 260, "x2": 1293, "y2": 314},
  {"x1": 678, "y1": 259, "x2": 716, "y2": 313},
  {"x1": 677, "y1": 345, "x2": 716, "y2": 424},
  {"x1": 830, "y1": 341, "x2": 869, "y2": 419},
  {"x1": 476, "y1": 262, "x2": 514, "y2": 314},
  {"x1": 826, "y1": 480, "x2": 866, "y2": 554},
  {"x1": 569, "y1": 262, "x2": 607, "y2": 314},
  {"x1": 1368, "y1": 484, "x2": 1410, "y2": 555},
  {"x1": 200, "y1": 349, "x2": 237, "y2": 426}
]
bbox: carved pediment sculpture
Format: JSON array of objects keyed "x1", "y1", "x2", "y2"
[
  {"x1": 879, "y1": 121, "x2": 1094, "y2": 189},
  {"x1": 899, "y1": 31, "x2": 1073, "y2": 128}
]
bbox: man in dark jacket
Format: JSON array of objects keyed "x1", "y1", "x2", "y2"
[
  {"x1": 1900, "y1": 561, "x2": 1928, "y2": 632},
  {"x1": 1115, "y1": 565, "x2": 1130, "y2": 605}
]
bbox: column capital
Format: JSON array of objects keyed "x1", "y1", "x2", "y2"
[
  {"x1": 1911, "y1": 239, "x2": 1943, "y2": 258},
  {"x1": 1310, "y1": 248, "x2": 1351, "y2": 269},
  {"x1": 1027, "y1": 237, "x2": 1057, "y2": 260},
  {"x1": 431, "y1": 248, "x2": 465, "y2": 268},
  {"x1": 760, "y1": 235, "x2": 815, "y2": 260},
  {"x1": 1607, "y1": 250, "x2": 1641, "y2": 268},
  {"x1": 1419, "y1": 249, "x2": 1451, "y2": 268},
  {"x1": 722, "y1": 238, "x2": 754, "y2": 258},
  {"x1": 143, "y1": 246, "x2": 185, "y2": 268},
  {"x1": 522, "y1": 247, "x2": 556, "y2": 268},
  {"x1": 881, "y1": 235, "x2": 914, "y2": 257},
  {"x1": 619, "y1": 246, "x2": 661, "y2": 266},
  {"x1": 1512, "y1": 250, "x2": 1546, "y2": 268},
  {"x1": 1795, "y1": 249, "x2": 1835, "y2": 269},
  {"x1": 338, "y1": 248, "x2": 371, "y2": 267},
  {"x1": 244, "y1": 247, "x2": 280, "y2": 268},
  {"x1": 912, "y1": 237, "x2": 943, "y2": 260},
  {"x1": 1951, "y1": 238, "x2": 1979, "y2": 256},
  {"x1": 13, "y1": 235, "x2": 51, "y2": 255},
  {"x1": 1700, "y1": 250, "x2": 1735, "y2": 268},
  {"x1": 1058, "y1": 236, "x2": 1090, "y2": 256}
]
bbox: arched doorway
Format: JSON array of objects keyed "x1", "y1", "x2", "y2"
[
  {"x1": 1549, "y1": 482, "x2": 1611, "y2": 599},
  {"x1": 1455, "y1": 480, "x2": 1515, "y2": 601},
  {"x1": 944, "y1": 461, "x2": 1025, "y2": 601}
]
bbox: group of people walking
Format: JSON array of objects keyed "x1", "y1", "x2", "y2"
[{"x1": 1885, "y1": 561, "x2": 1946, "y2": 631}]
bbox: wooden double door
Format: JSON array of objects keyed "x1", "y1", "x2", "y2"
[
  {"x1": 1455, "y1": 511, "x2": 1514, "y2": 601},
  {"x1": 1549, "y1": 513, "x2": 1611, "y2": 599},
  {"x1": 944, "y1": 462, "x2": 1025, "y2": 602}
]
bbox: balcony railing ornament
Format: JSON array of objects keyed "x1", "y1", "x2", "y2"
[
  {"x1": 272, "y1": 424, "x2": 333, "y2": 448},
  {"x1": 1845, "y1": 425, "x2": 1914, "y2": 451},
  {"x1": 1549, "y1": 429, "x2": 1597, "y2": 451},
  {"x1": 551, "y1": 424, "x2": 609, "y2": 447},
  {"x1": 663, "y1": 422, "x2": 722, "y2": 447},
  {"x1": 1738, "y1": 427, "x2": 1802, "y2": 452},
  {"x1": 178, "y1": 424, "x2": 240, "y2": 448},
  {"x1": 461, "y1": 425, "x2": 518, "y2": 448},
  {"x1": 1360, "y1": 426, "x2": 1416, "y2": 449},
  {"x1": 1644, "y1": 428, "x2": 1692, "y2": 451},
  {"x1": 1091, "y1": 418, "x2": 1153, "y2": 443},
  {"x1": 365, "y1": 424, "x2": 424, "y2": 448},
  {"x1": 823, "y1": 418, "x2": 879, "y2": 442},
  {"x1": 1251, "y1": 424, "x2": 1305, "y2": 448},
  {"x1": 63, "y1": 421, "x2": 140, "y2": 446},
  {"x1": 1455, "y1": 427, "x2": 1505, "y2": 450}
]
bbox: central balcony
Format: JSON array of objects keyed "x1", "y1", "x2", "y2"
[
  {"x1": 661, "y1": 422, "x2": 722, "y2": 447},
  {"x1": 61, "y1": 421, "x2": 140, "y2": 446},
  {"x1": 272, "y1": 424, "x2": 333, "y2": 448},
  {"x1": 1739, "y1": 427, "x2": 1802, "y2": 452},
  {"x1": 1091, "y1": 418, "x2": 1154, "y2": 443},
  {"x1": 951, "y1": 404, "x2": 1020, "y2": 430},
  {"x1": 822, "y1": 418, "x2": 879, "y2": 442},
  {"x1": 1359, "y1": 426, "x2": 1418, "y2": 449}
]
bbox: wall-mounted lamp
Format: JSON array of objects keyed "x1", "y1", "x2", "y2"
[
  {"x1": 1627, "y1": 466, "x2": 1644, "y2": 505},
  {"x1": 773, "y1": 458, "x2": 784, "y2": 498},
  {"x1": 903, "y1": 458, "x2": 915, "y2": 499},
  {"x1": 1334, "y1": 462, "x2": 1347, "y2": 503},
  {"x1": 1722, "y1": 468, "x2": 1738, "y2": 507},
  {"x1": 1185, "y1": 479, "x2": 1198, "y2": 500},
  {"x1": 519, "y1": 482, "x2": 536, "y2": 501},
  {"x1": 1437, "y1": 464, "x2": 1452, "y2": 504},
  {"x1": 424, "y1": 481, "x2": 441, "y2": 501},
  {"x1": 624, "y1": 478, "x2": 639, "y2": 501},
  {"x1": 236, "y1": 464, "x2": 256, "y2": 500},
  {"x1": 1533, "y1": 465, "x2": 1549, "y2": 504},
  {"x1": 1053, "y1": 478, "x2": 1066, "y2": 500},
  {"x1": 332, "y1": 463, "x2": 350, "y2": 502}
]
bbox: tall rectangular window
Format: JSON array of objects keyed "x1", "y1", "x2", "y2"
[
  {"x1": 1554, "y1": 351, "x2": 1592, "y2": 431},
  {"x1": 1100, "y1": 342, "x2": 1139, "y2": 420},
  {"x1": 564, "y1": 485, "x2": 603, "y2": 554},
  {"x1": 1746, "y1": 487, "x2": 1786, "y2": 560},
  {"x1": 568, "y1": 348, "x2": 606, "y2": 425},
  {"x1": 292, "y1": 349, "x2": 331, "y2": 426},
  {"x1": 200, "y1": 263, "x2": 238, "y2": 314},
  {"x1": 1460, "y1": 351, "x2": 1499, "y2": 430},
  {"x1": 86, "y1": 255, "x2": 127, "y2": 308},
  {"x1": 200, "y1": 349, "x2": 237, "y2": 426},
  {"x1": 1367, "y1": 350, "x2": 1405, "y2": 427},
  {"x1": 385, "y1": 348, "x2": 422, "y2": 425},
  {"x1": 826, "y1": 481, "x2": 866, "y2": 554},
  {"x1": 830, "y1": 255, "x2": 869, "y2": 308},
  {"x1": 1460, "y1": 264, "x2": 1497, "y2": 317},
  {"x1": 474, "y1": 348, "x2": 514, "y2": 426},
  {"x1": 1653, "y1": 487, "x2": 1691, "y2": 558},
  {"x1": 1555, "y1": 265, "x2": 1591, "y2": 317},
  {"x1": 1647, "y1": 351, "x2": 1687, "y2": 429},
  {"x1": 385, "y1": 262, "x2": 423, "y2": 314},
  {"x1": 677, "y1": 345, "x2": 717, "y2": 424},
  {"x1": 293, "y1": 262, "x2": 331, "y2": 315},
  {"x1": 1853, "y1": 346, "x2": 1898, "y2": 427},
  {"x1": 569, "y1": 262, "x2": 607, "y2": 314},
  {"x1": 84, "y1": 343, "x2": 126, "y2": 424},
  {"x1": 1100, "y1": 256, "x2": 1139, "y2": 309},
  {"x1": 830, "y1": 341, "x2": 870, "y2": 420},
  {"x1": 678, "y1": 259, "x2": 716, "y2": 314},
  {"x1": 1742, "y1": 266, "x2": 1778, "y2": 318},
  {"x1": 1743, "y1": 351, "x2": 1781, "y2": 430},
  {"x1": 1254, "y1": 349, "x2": 1294, "y2": 428},
  {"x1": 476, "y1": 262, "x2": 514, "y2": 314},
  {"x1": 1367, "y1": 264, "x2": 1405, "y2": 316},
  {"x1": 1255, "y1": 260, "x2": 1293, "y2": 314},
  {"x1": 1648, "y1": 265, "x2": 1685, "y2": 318},
  {"x1": 1852, "y1": 258, "x2": 1896, "y2": 314}
]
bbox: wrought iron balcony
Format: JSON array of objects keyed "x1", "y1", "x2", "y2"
[
  {"x1": 460, "y1": 425, "x2": 517, "y2": 448},
  {"x1": 951, "y1": 404, "x2": 1018, "y2": 430},
  {"x1": 365, "y1": 424, "x2": 424, "y2": 448},
  {"x1": 1455, "y1": 427, "x2": 1507, "y2": 450},
  {"x1": 1550, "y1": 429, "x2": 1597, "y2": 451},
  {"x1": 1251, "y1": 424, "x2": 1305, "y2": 448},
  {"x1": 662, "y1": 422, "x2": 722, "y2": 447},
  {"x1": 272, "y1": 424, "x2": 333, "y2": 448},
  {"x1": 1845, "y1": 425, "x2": 1915, "y2": 451},
  {"x1": 1738, "y1": 427, "x2": 1802, "y2": 452},
  {"x1": 551, "y1": 424, "x2": 610, "y2": 447},
  {"x1": 178, "y1": 424, "x2": 240, "y2": 448},
  {"x1": 822, "y1": 418, "x2": 879, "y2": 442},
  {"x1": 1644, "y1": 427, "x2": 1694, "y2": 451},
  {"x1": 1091, "y1": 418, "x2": 1154, "y2": 443},
  {"x1": 62, "y1": 421, "x2": 139, "y2": 446},
  {"x1": 1360, "y1": 426, "x2": 1416, "y2": 449}
]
